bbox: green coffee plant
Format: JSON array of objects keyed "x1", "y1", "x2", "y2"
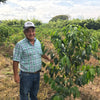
[
  {"x1": 0, "y1": 25, "x2": 11, "y2": 42},
  {"x1": 42, "y1": 25, "x2": 100, "y2": 100}
]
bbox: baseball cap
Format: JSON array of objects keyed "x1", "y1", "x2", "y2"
[{"x1": 23, "y1": 21, "x2": 35, "y2": 30}]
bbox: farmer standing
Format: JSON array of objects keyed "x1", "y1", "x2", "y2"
[{"x1": 13, "y1": 21, "x2": 53, "y2": 100}]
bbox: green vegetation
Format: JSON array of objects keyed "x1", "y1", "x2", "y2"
[
  {"x1": 42, "y1": 25, "x2": 100, "y2": 100},
  {"x1": 0, "y1": 18, "x2": 100, "y2": 45},
  {"x1": 0, "y1": 17, "x2": 100, "y2": 99},
  {"x1": 0, "y1": 0, "x2": 6, "y2": 3},
  {"x1": 49, "y1": 15, "x2": 69, "y2": 22}
]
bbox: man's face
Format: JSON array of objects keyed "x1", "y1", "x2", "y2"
[{"x1": 24, "y1": 27, "x2": 35, "y2": 41}]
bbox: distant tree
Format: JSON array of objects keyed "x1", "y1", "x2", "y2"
[
  {"x1": 49, "y1": 15, "x2": 70, "y2": 22},
  {"x1": 0, "y1": 0, "x2": 6, "y2": 3}
]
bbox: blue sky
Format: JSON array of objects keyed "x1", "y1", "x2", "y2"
[{"x1": 0, "y1": 0, "x2": 100, "y2": 23}]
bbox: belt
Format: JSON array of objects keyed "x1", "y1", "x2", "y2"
[{"x1": 21, "y1": 70, "x2": 41, "y2": 74}]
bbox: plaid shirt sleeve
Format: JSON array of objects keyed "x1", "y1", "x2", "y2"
[{"x1": 13, "y1": 43, "x2": 22, "y2": 62}]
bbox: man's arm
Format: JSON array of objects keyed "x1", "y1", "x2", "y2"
[
  {"x1": 42, "y1": 55, "x2": 53, "y2": 63},
  {"x1": 13, "y1": 61, "x2": 20, "y2": 83}
]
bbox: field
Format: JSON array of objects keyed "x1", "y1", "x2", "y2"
[
  {"x1": 0, "y1": 44, "x2": 100, "y2": 100},
  {"x1": 0, "y1": 18, "x2": 100, "y2": 100}
]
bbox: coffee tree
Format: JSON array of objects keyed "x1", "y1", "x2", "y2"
[{"x1": 42, "y1": 25, "x2": 100, "y2": 100}]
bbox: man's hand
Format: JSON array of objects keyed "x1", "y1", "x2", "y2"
[
  {"x1": 14, "y1": 74, "x2": 20, "y2": 83},
  {"x1": 50, "y1": 59, "x2": 54, "y2": 63},
  {"x1": 42, "y1": 55, "x2": 54, "y2": 63}
]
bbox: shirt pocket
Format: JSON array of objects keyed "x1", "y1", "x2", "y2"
[{"x1": 23, "y1": 47, "x2": 36, "y2": 57}]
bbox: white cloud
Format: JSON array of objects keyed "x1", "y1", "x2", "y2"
[
  {"x1": 69, "y1": 3, "x2": 100, "y2": 19},
  {"x1": 0, "y1": 0, "x2": 100, "y2": 23}
]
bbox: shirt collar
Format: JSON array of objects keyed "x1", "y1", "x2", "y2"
[{"x1": 25, "y1": 37, "x2": 37, "y2": 46}]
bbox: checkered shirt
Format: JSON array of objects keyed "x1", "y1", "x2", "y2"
[{"x1": 13, "y1": 38, "x2": 43, "y2": 73}]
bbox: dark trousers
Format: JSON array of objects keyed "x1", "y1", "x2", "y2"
[{"x1": 19, "y1": 71, "x2": 40, "y2": 100}]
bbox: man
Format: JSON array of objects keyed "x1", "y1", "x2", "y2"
[{"x1": 13, "y1": 21, "x2": 53, "y2": 100}]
